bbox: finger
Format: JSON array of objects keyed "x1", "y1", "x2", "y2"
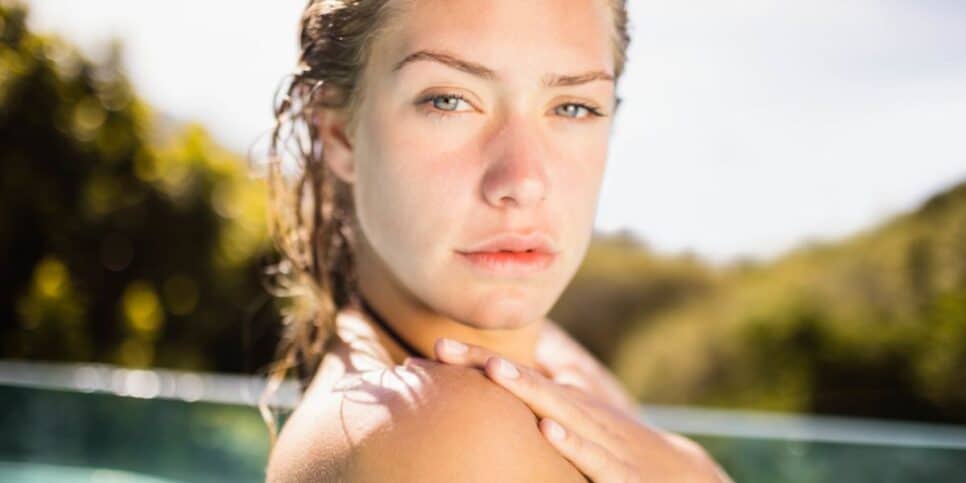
[
  {"x1": 434, "y1": 337, "x2": 556, "y2": 381},
  {"x1": 550, "y1": 367, "x2": 594, "y2": 394},
  {"x1": 540, "y1": 418, "x2": 638, "y2": 483},
  {"x1": 537, "y1": 322, "x2": 639, "y2": 416},
  {"x1": 432, "y1": 337, "x2": 499, "y2": 367},
  {"x1": 434, "y1": 337, "x2": 596, "y2": 402},
  {"x1": 433, "y1": 338, "x2": 627, "y2": 447},
  {"x1": 484, "y1": 355, "x2": 626, "y2": 450}
]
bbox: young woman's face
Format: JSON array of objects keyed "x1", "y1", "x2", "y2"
[{"x1": 338, "y1": 0, "x2": 617, "y2": 329}]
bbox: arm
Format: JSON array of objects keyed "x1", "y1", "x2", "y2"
[{"x1": 265, "y1": 387, "x2": 354, "y2": 483}]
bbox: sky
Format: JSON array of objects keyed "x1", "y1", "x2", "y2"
[{"x1": 25, "y1": 0, "x2": 966, "y2": 264}]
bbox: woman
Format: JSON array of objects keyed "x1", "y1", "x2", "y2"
[{"x1": 262, "y1": 0, "x2": 731, "y2": 481}]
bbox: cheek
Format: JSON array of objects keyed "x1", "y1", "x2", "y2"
[
  {"x1": 546, "y1": 128, "x2": 609, "y2": 279},
  {"x1": 354, "y1": 114, "x2": 476, "y2": 268},
  {"x1": 555, "y1": 128, "x2": 609, "y2": 226}
]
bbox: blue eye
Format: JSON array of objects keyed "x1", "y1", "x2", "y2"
[
  {"x1": 434, "y1": 95, "x2": 467, "y2": 111},
  {"x1": 420, "y1": 94, "x2": 472, "y2": 114},
  {"x1": 555, "y1": 103, "x2": 603, "y2": 119}
]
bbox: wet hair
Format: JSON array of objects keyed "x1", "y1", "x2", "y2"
[{"x1": 259, "y1": 0, "x2": 631, "y2": 444}]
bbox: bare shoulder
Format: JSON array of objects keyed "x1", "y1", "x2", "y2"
[
  {"x1": 266, "y1": 359, "x2": 586, "y2": 482},
  {"x1": 263, "y1": 370, "x2": 357, "y2": 482},
  {"x1": 264, "y1": 340, "x2": 401, "y2": 482},
  {"x1": 346, "y1": 360, "x2": 587, "y2": 483}
]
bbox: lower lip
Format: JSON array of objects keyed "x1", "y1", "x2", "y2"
[{"x1": 456, "y1": 250, "x2": 556, "y2": 276}]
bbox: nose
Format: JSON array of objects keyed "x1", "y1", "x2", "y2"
[{"x1": 480, "y1": 115, "x2": 550, "y2": 209}]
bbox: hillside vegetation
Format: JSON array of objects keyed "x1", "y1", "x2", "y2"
[{"x1": 602, "y1": 182, "x2": 966, "y2": 422}]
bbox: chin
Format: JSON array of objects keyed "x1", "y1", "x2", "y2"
[{"x1": 444, "y1": 286, "x2": 554, "y2": 330}]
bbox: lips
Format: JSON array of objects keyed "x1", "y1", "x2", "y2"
[
  {"x1": 457, "y1": 232, "x2": 557, "y2": 255},
  {"x1": 456, "y1": 232, "x2": 558, "y2": 276}
]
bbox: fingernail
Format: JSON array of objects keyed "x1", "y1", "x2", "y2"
[
  {"x1": 441, "y1": 338, "x2": 467, "y2": 355},
  {"x1": 545, "y1": 419, "x2": 566, "y2": 441},
  {"x1": 404, "y1": 356, "x2": 429, "y2": 366},
  {"x1": 494, "y1": 357, "x2": 519, "y2": 379}
]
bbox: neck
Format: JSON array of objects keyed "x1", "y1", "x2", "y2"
[{"x1": 353, "y1": 236, "x2": 544, "y2": 370}]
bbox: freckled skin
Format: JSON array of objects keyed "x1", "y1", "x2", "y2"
[{"x1": 268, "y1": 0, "x2": 620, "y2": 481}]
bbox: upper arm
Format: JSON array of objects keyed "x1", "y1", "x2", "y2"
[
  {"x1": 265, "y1": 388, "x2": 353, "y2": 483},
  {"x1": 344, "y1": 362, "x2": 588, "y2": 483}
]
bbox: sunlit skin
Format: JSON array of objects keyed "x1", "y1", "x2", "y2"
[{"x1": 267, "y1": 0, "x2": 729, "y2": 481}]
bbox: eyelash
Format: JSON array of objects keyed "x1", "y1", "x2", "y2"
[{"x1": 416, "y1": 93, "x2": 606, "y2": 120}]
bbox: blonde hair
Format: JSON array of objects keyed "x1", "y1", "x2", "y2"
[{"x1": 259, "y1": 0, "x2": 631, "y2": 444}]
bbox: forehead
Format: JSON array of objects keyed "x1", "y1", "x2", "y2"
[{"x1": 370, "y1": 0, "x2": 615, "y2": 81}]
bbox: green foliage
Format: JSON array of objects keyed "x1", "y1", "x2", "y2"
[
  {"x1": 0, "y1": 4, "x2": 280, "y2": 373},
  {"x1": 608, "y1": 181, "x2": 966, "y2": 422}
]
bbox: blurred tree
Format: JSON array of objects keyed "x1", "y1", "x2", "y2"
[
  {"x1": 613, "y1": 180, "x2": 966, "y2": 423},
  {"x1": 0, "y1": 4, "x2": 280, "y2": 374}
]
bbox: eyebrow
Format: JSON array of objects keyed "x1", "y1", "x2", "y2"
[{"x1": 391, "y1": 49, "x2": 615, "y2": 87}]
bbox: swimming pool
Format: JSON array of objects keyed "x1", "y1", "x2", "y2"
[{"x1": 2, "y1": 361, "x2": 964, "y2": 482}]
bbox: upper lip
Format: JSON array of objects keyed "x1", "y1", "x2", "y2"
[{"x1": 458, "y1": 231, "x2": 558, "y2": 254}]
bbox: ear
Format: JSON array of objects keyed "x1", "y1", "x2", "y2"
[{"x1": 315, "y1": 107, "x2": 356, "y2": 184}]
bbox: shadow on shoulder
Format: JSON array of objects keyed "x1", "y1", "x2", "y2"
[{"x1": 266, "y1": 359, "x2": 587, "y2": 482}]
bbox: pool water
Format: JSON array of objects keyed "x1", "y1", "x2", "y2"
[
  {"x1": 0, "y1": 461, "x2": 179, "y2": 483},
  {"x1": 2, "y1": 384, "x2": 964, "y2": 482},
  {"x1": 692, "y1": 434, "x2": 966, "y2": 483},
  {"x1": 1, "y1": 385, "x2": 271, "y2": 483}
]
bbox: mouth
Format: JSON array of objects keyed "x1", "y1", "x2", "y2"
[
  {"x1": 455, "y1": 232, "x2": 559, "y2": 277},
  {"x1": 455, "y1": 250, "x2": 556, "y2": 276}
]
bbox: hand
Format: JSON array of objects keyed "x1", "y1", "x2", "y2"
[
  {"x1": 535, "y1": 318, "x2": 639, "y2": 416},
  {"x1": 416, "y1": 337, "x2": 732, "y2": 483}
]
